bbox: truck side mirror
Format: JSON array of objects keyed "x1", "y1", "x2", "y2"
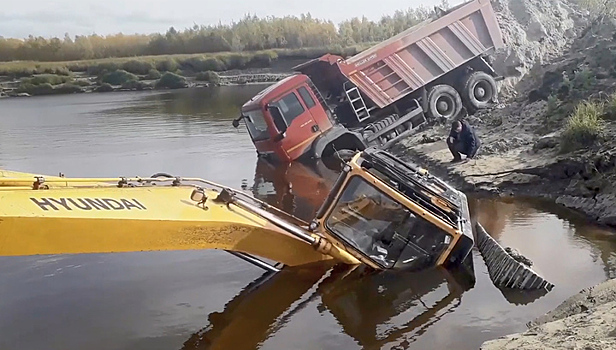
[{"x1": 232, "y1": 116, "x2": 242, "y2": 128}]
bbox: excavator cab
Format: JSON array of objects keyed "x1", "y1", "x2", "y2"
[{"x1": 310, "y1": 148, "x2": 474, "y2": 271}]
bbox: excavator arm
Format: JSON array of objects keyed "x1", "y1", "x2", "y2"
[{"x1": 0, "y1": 171, "x2": 358, "y2": 269}]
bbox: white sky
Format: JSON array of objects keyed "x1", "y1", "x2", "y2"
[{"x1": 0, "y1": 0, "x2": 457, "y2": 39}]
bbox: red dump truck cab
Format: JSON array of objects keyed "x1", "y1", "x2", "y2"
[{"x1": 240, "y1": 75, "x2": 334, "y2": 162}]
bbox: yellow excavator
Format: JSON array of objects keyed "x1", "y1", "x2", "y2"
[{"x1": 0, "y1": 148, "x2": 553, "y2": 290}]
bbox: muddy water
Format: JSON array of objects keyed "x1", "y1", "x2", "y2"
[{"x1": 0, "y1": 88, "x2": 615, "y2": 350}]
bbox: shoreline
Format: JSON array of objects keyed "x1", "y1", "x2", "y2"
[
  {"x1": 393, "y1": 105, "x2": 616, "y2": 350},
  {"x1": 394, "y1": 107, "x2": 616, "y2": 231},
  {"x1": 0, "y1": 72, "x2": 289, "y2": 99}
]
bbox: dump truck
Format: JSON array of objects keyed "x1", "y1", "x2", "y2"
[{"x1": 233, "y1": 0, "x2": 505, "y2": 162}]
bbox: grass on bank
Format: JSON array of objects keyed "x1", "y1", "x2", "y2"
[
  {"x1": 560, "y1": 99, "x2": 607, "y2": 152},
  {"x1": 0, "y1": 45, "x2": 371, "y2": 78}
]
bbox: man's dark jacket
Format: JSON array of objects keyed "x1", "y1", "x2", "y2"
[{"x1": 449, "y1": 120, "x2": 480, "y2": 157}]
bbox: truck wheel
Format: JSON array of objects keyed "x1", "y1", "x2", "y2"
[
  {"x1": 462, "y1": 71, "x2": 497, "y2": 113},
  {"x1": 427, "y1": 84, "x2": 462, "y2": 121}
]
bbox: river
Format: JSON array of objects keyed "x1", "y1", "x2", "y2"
[{"x1": 0, "y1": 87, "x2": 615, "y2": 350}]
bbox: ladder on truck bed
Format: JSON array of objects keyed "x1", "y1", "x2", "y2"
[{"x1": 344, "y1": 82, "x2": 376, "y2": 122}]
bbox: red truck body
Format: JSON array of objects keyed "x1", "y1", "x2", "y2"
[{"x1": 237, "y1": 0, "x2": 505, "y2": 163}]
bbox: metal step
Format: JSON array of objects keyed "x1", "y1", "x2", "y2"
[{"x1": 344, "y1": 86, "x2": 371, "y2": 122}]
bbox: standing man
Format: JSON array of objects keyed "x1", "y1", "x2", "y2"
[{"x1": 447, "y1": 119, "x2": 480, "y2": 162}]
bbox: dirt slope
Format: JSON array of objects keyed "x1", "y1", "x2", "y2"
[{"x1": 398, "y1": 1, "x2": 616, "y2": 228}]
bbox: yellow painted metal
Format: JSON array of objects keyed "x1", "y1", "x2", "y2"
[
  {"x1": 314, "y1": 152, "x2": 464, "y2": 268},
  {"x1": 0, "y1": 171, "x2": 338, "y2": 267}
]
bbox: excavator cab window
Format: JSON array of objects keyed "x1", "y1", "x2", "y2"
[{"x1": 325, "y1": 176, "x2": 452, "y2": 270}]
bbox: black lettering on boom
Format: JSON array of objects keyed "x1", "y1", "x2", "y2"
[
  {"x1": 30, "y1": 197, "x2": 148, "y2": 211},
  {"x1": 30, "y1": 198, "x2": 59, "y2": 211},
  {"x1": 67, "y1": 198, "x2": 92, "y2": 210},
  {"x1": 102, "y1": 198, "x2": 124, "y2": 210},
  {"x1": 85, "y1": 198, "x2": 110, "y2": 210},
  {"x1": 121, "y1": 199, "x2": 139, "y2": 210},
  {"x1": 49, "y1": 198, "x2": 72, "y2": 210}
]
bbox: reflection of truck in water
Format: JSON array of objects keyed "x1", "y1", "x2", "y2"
[
  {"x1": 251, "y1": 158, "x2": 339, "y2": 221},
  {"x1": 234, "y1": 0, "x2": 504, "y2": 162}
]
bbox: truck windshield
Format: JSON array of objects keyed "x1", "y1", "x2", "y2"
[
  {"x1": 243, "y1": 109, "x2": 269, "y2": 141},
  {"x1": 325, "y1": 176, "x2": 452, "y2": 269}
]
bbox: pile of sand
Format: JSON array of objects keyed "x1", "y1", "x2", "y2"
[{"x1": 489, "y1": 0, "x2": 588, "y2": 97}]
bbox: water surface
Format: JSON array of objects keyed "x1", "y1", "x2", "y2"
[{"x1": 0, "y1": 88, "x2": 614, "y2": 350}]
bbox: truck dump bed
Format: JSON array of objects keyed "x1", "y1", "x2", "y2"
[{"x1": 336, "y1": 0, "x2": 504, "y2": 108}]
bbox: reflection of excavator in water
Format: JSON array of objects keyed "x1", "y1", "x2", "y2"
[
  {"x1": 181, "y1": 263, "x2": 475, "y2": 350},
  {"x1": 0, "y1": 148, "x2": 553, "y2": 289}
]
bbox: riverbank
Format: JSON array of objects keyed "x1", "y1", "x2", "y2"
[
  {"x1": 0, "y1": 44, "x2": 375, "y2": 98},
  {"x1": 480, "y1": 279, "x2": 616, "y2": 350},
  {"x1": 391, "y1": 3, "x2": 616, "y2": 348}
]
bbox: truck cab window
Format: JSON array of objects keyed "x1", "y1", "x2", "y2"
[
  {"x1": 325, "y1": 176, "x2": 452, "y2": 269},
  {"x1": 275, "y1": 92, "x2": 305, "y2": 126},
  {"x1": 298, "y1": 87, "x2": 316, "y2": 109},
  {"x1": 243, "y1": 110, "x2": 269, "y2": 141},
  {"x1": 268, "y1": 106, "x2": 287, "y2": 133}
]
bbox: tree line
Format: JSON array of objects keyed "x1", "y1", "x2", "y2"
[{"x1": 0, "y1": 1, "x2": 449, "y2": 62}]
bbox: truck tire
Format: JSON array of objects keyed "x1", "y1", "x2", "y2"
[
  {"x1": 427, "y1": 84, "x2": 462, "y2": 121},
  {"x1": 461, "y1": 71, "x2": 497, "y2": 113}
]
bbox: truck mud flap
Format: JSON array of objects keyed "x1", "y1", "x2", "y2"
[{"x1": 474, "y1": 223, "x2": 554, "y2": 291}]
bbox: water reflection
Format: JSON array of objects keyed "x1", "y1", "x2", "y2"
[
  {"x1": 1, "y1": 88, "x2": 615, "y2": 350},
  {"x1": 250, "y1": 158, "x2": 340, "y2": 221},
  {"x1": 470, "y1": 197, "x2": 616, "y2": 281},
  {"x1": 181, "y1": 263, "x2": 475, "y2": 350}
]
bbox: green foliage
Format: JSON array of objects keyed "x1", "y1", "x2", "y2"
[
  {"x1": 55, "y1": 83, "x2": 84, "y2": 94},
  {"x1": 94, "y1": 83, "x2": 114, "y2": 92},
  {"x1": 195, "y1": 71, "x2": 220, "y2": 84},
  {"x1": 250, "y1": 51, "x2": 278, "y2": 67},
  {"x1": 155, "y1": 58, "x2": 178, "y2": 72},
  {"x1": 121, "y1": 79, "x2": 145, "y2": 90},
  {"x1": 145, "y1": 68, "x2": 162, "y2": 79},
  {"x1": 155, "y1": 72, "x2": 187, "y2": 89},
  {"x1": 560, "y1": 101, "x2": 606, "y2": 152},
  {"x1": 87, "y1": 62, "x2": 119, "y2": 76},
  {"x1": 604, "y1": 92, "x2": 616, "y2": 119},
  {"x1": 16, "y1": 82, "x2": 55, "y2": 95},
  {"x1": 121, "y1": 59, "x2": 154, "y2": 75},
  {"x1": 572, "y1": 67, "x2": 596, "y2": 91},
  {"x1": 179, "y1": 56, "x2": 226, "y2": 72},
  {"x1": 0, "y1": 7, "x2": 439, "y2": 63},
  {"x1": 547, "y1": 95, "x2": 559, "y2": 113},
  {"x1": 72, "y1": 79, "x2": 92, "y2": 87},
  {"x1": 101, "y1": 70, "x2": 138, "y2": 85},
  {"x1": 22, "y1": 74, "x2": 72, "y2": 85}
]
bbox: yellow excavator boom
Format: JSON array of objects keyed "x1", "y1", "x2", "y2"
[{"x1": 0, "y1": 170, "x2": 347, "y2": 268}]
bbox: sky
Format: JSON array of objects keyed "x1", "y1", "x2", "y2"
[{"x1": 1, "y1": 0, "x2": 454, "y2": 39}]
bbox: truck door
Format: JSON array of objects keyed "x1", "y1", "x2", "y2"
[{"x1": 268, "y1": 89, "x2": 321, "y2": 161}]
